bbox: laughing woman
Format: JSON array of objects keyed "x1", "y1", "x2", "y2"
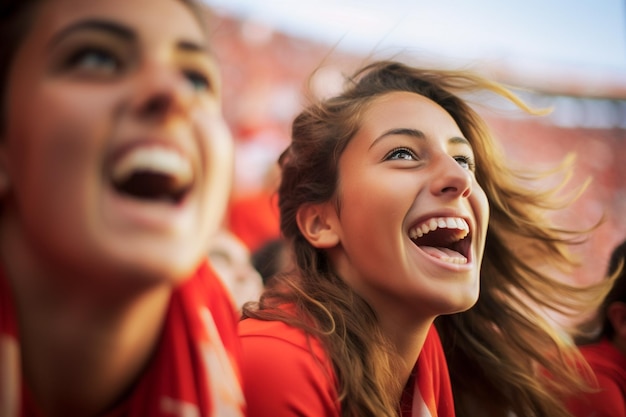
[
  {"x1": 0, "y1": 0, "x2": 243, "y2": 416},
  {"x1": 239, "y1": 60, "x2": 610, "y2": 417}
]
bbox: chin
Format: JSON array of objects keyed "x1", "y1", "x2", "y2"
[
  {"x1": 101, "y1": 242, "x2": 206, "y2": 286},
  {"x1": 451, "y1": 290, "x2": 480, "y2": 314}
]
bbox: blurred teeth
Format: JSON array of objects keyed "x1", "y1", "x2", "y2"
[
  {"x1": 409, "y1": 217, "x2": 469, "y2": 241},
  {"x1": 112, "y1": 147, "x2": 192, "y2": 184}
]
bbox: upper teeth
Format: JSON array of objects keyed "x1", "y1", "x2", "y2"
[
  {"x1": 409, "y1": 217, "x2": 469, "y2": 240},
  {"x1": 111, "y1": 147, "x2": 192, "y2": 184}
]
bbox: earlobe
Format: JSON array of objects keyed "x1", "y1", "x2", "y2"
[{"x1": 296, "y1": 203, "x2": 340, "y2": 248}]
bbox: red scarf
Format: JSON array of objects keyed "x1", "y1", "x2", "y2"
[
  {"x1": 0, "y1": 261, "x2": 245, "y2": 417},
  {"x1": 401, "y1": 325, "x2": 455, "y2": 417}
]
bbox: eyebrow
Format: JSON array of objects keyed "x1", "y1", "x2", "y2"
[
  {"x1": 49, "y1": 19, "x2": 135, "y2": 48},
  {"x1": 369, "y1": 128, "x2": 470, "y2": 149},
  {"x1": 48, "y1": 19, "x2": 211, "y2": 54},
  {"x1": 369, "y1": 128, "x2": 424, "y2": 149}
]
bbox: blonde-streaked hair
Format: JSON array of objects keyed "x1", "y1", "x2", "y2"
[{"x1": 243, "y1": 60, "x2": 612, "y2": 417}]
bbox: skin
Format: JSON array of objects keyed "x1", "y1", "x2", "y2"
[
  {"x1": 302, "y1": 91, "x2": 489, "y2": 381},
  {"x1": 0, "y1": 0, "x2": 233, "y2": 415},
  {"x1": 209, "y1": 229, "x2": 264, "y2": 310}
]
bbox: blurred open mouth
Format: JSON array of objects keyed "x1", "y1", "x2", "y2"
[
  {"x1": 109, "y1": 146, "x2": 193, "y2": 204},
  {"x1": 409, "y1": 217, "x2": 471, "y2": 264}
]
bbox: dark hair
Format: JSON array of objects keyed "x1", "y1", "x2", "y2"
[
  {"x1": 600, "y1": 239, "x2": 626, "y2": 339},
  {"x1": 0, "y1": 0, "x2": 40, "y2": 132}
]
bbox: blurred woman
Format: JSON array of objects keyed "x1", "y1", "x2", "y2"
[{"x1": 0, "y1": 0, "x2": 243, "y2": 416}]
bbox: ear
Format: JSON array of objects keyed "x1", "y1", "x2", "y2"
[
  {"x1": 607, "y1": 302, "x2": 626, "y2": 340},
  {"x1": 296, "y1": 202, "x2": 340, "y2": 249}
]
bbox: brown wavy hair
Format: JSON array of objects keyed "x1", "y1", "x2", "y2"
[{"x1": 242, "y1": 60, "x2": 612, "y2": 417}]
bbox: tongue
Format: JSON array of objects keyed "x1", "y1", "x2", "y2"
[{"x1": 421, "y1": 246, "x2": 466, "y2": 262}]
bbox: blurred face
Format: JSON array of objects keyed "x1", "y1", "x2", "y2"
[
  {"x1": 326, "y1": 91, "x2": 489, "y2": 319},
  {"x1": 209, "y1": 230, "x2": 264, "y2": 310},
  {"x1": 0, "y1": 0, "x2": 233, "y2": 283}
]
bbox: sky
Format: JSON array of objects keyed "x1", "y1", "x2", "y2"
[{"x1": 203, "y1": 0, "x2": 626, "y2": 91}]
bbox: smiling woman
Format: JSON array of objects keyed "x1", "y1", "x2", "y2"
[
  {"x1": 238, "y1": 60, "x2": 613, "y2": 417},
  {"x1": 0, "y1": 1, "x2": 243, "y2": 416}
]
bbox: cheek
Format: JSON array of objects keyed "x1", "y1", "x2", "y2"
[
  {"x1": 9, "y1": 86, "x2": 103, "y2": 182},
  {"x1": 197, "y1": 115, "x2": 234, "y2": 226},
  {"x1": 471, "y1": 186, "x2": 490, "y2": 236},
  {"x1": 8, "y1": 116, "x2": 98, "y2": 222}
]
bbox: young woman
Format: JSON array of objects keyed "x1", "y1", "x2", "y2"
[
  {"x1": 239, "y1": 60, "x2": 611, "y2": 417},
  {"x1": 0, "y1": 0, "x2": 243, "y2": 416}
]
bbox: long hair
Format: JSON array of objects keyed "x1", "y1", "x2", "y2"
[
  {"x1": 242, "y1": 60, "x2": 612, "y2": 417},
  {"x1": 576, "y1": 239, "x2": 626, "y2": 344},
  {"x1": 598, "y1": 240, "x2": 626, "y2": 340}
]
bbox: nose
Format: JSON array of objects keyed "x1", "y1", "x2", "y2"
[
  {"x1": 129, "y1": 61, "x2": 193, "y2": 122},
  {"x1": 430, "y1": 154, "x2": 473, "y2": 199}
]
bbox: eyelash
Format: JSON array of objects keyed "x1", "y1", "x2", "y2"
[
  {"x1": 183, "y1": 70, "x2": 212, "y2": 92},
  {"x1": 454, "y1": 155, "x2": 476, "y2": 171},
  {"x1": 63, "y1": 46, "x2": 214, "y2": 94},
  {"x1": 66, "y1": 47, "x2": 121, "y2": 73},
  {"x1": 385, "y1": 147, "x2": 417, "y2": 161},
  {"x1": 385, "y1": 147, "x2": 476, "y2": 171}
]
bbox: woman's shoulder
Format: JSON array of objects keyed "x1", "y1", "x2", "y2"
[
  {"x1": 239, "y1": 316, "x2": 326, "y2": 359},
  {"x1": 238, "y1": 316, "x2": 340, "y2": 417}
]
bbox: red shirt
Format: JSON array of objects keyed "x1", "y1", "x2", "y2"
[
  {"x1": 239, "y1": 316, "x2": 455, "y2": 417},
  {"x1": 0, "y1": 261, "x2": 245, "y2": 417},
  {"x1": 568, "y1": 338, "x2": 626, "y2": 417}
]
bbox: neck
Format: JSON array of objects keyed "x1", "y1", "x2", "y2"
[
  {"x1": 1, "y1": 225, "x2": 173, "y2": 417},
  {"x1": 376, "y1": 307, "x2": 434, "y2": 391},
  {"x1": 23, "y1": 287, "x2": 170, "y2": 417}
]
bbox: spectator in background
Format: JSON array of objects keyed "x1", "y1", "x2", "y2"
[
  {"x1": 210, "y1": 228, "x2": 265, "y2": 310},
  {"x1": 251, "y1": 237, "x2": 293, "y2": 286},
  {"x1": 0, "y1": 0, "x2": 244, "y2": 416},
  {"x1": 238, "y1": 60, "x2": 612, "y2": 417},
  {"x1": 568, "y1": 239, "x2": 626, "y2": 417},
  {"x1": 228, "y1": 161, "x2": 282, "y2": 252}
]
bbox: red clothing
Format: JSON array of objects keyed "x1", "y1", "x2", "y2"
[
  {"x1": 228, "y1": 191, "x2": 280, "y2": 252},
  {"x1": 568, "y1": 338, "x2": 626, "y2": 417},
  {"x1": 239, "y1": 317, "x2": 455, "y2": 417},
  {"x1": 0, "y1": 261, "x2": 245, "y2": 417}
]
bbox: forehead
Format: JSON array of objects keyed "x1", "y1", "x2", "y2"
[
  {"x1": 31, "y1": 0, "x2": 205, "y2": 44},
  {"x1": 356, "y1": 91, "x2": 464, "y2": 142},
  {"x1": 363, "y1": 91, "x2": 457, "y2": 127}
]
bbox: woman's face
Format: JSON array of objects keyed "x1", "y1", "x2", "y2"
[
  {"x1": 325, "y1": 91, "x2": 489, "y2": 320},
  {"x1": 0, "y1": 0, "x2": 233, "y2": 283}
]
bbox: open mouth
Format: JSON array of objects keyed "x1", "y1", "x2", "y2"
[
  {"x1": 409, "y1": 217, "x2": 471, "y2": 264},
  {"x1": 109, "y1": 147, "x2": 193, "y2": 204}
]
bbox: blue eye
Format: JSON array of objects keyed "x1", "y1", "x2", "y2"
[
  {"x1": 386, "y1": 147, "x2": 417, "y2": 161},
  {"x1": 454, "y1": 155, "x2": 476, "y2": 171},
  {"x1": 184, "y1": 70, "x2": 211, "y2": 92}
]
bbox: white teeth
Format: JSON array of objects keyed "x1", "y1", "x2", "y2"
[
  {"x1": 441, "y1": 255, "x2": 468, "y2": 265},
  {"x1": 409, "y1": 217, "x2": 469, "y2": 240},
  {"x1": 112, "y1": 147, "x2": 192, "y2": 184}
]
